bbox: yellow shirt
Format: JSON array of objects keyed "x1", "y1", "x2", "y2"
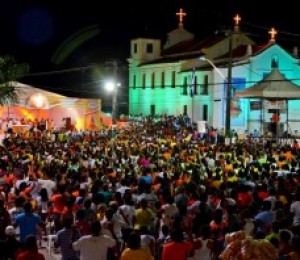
[
  {"x1": 121, "y1": 248, "x2": 154, "y2": 260},
  {"x1": 134, "y1": 208, "x2": 154, "y2": 230}
]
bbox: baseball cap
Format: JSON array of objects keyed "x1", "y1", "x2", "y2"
[{"x1": 5, "y1": 226, "x2": 16, "y2": 236}]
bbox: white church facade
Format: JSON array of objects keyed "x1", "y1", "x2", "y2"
[{"x1": 128, "y1": 10, "x2": 300, "y2": 136}]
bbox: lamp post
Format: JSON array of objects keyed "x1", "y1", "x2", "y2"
[
  {"x1": 105, "y1": 60, "x2": 120, "y2": 131},
  {"x1": 199, "y1": 54, "x2": 233, "y2": 138},
  {"x1": 105, "y1": 81, "x2": 119, "y2": 128}
]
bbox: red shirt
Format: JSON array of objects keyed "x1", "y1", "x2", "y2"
[
  {"x1": 16, "y1": 250, "x2": 45, "y2": 260},
  {"x1": 50, "y1": 194, "x2": 65, "y2": 214},
  {"x1": 162, "y1": 241, "x2": 193, "y2": 260}
]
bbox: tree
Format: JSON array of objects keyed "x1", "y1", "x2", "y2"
[{"x1": 0, "y1": 55, "x2": 29, "y2": 106}]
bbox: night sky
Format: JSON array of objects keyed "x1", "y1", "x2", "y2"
[{"x1": 0, "y1": 0, "x2": 300, "y2": 103}]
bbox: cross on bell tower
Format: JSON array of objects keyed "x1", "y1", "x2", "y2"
[
  {"x1": 176, "y1": 8, "x2": 186, "y2": 29},
  {"x1": 233, "y1": 14, "x2": 241, "y2": 32},
  {"x1": 269, "y1": 27, "x2": 277, "y2": 43}
]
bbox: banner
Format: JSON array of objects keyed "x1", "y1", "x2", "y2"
[
  {"x1": 197, "y1": 121, "x2": 206, "y2": 133},
  {"x1": 250, "y1": 101, "x2": 262, "y2": 110},
  {"x1": 264, "y1": 100, "x2": 286, "y2": 109}
]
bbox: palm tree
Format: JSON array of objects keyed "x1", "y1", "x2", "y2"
[{"x1": 0, "y1": 55, "x2": 29, "y2": 105}]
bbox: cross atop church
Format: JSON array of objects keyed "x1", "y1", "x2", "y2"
[
  {"x1": 233, "y1": 14, "x2": 241, "y2": 26},
  {"x1": 176, "y1": 8, "x2": 186, "y2": 29},
  {"x1": 269, "y1": 27, "x2": 277, "y2": 42}
]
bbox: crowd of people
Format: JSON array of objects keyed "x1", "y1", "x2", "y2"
[{"x1": 0, "y1": 114, "x2": 299, "y2": 260}]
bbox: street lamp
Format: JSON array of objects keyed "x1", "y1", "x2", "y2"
[
  {"x1": 199, "y1": 56, "x2": 232, "y2": 138},
  {"x1": 105, "y1": 81, "x2": 120, "y2": 128}
]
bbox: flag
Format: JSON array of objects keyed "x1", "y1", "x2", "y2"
[{"x1": 190, "y1": 67, "x2": 196, "y2": 97}]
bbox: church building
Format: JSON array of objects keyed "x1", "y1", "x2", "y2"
[{"x1": 128, "y1": 9, "x2": 300, "y2": 136}]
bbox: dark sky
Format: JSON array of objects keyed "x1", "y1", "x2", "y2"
[{"x1": 0, "y1": 0, "x2": 300, "y2": 101}]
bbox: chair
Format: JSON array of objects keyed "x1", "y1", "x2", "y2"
[{"x1": 46, "y1": 234, "x2": 57, "y2": 254}]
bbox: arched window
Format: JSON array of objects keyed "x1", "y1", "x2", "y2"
[{"x1": 271, "y1": 55, "x2": 279, "y2": 68}]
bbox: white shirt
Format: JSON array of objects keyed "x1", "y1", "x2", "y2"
[
  {"x1": 118, "y1": 204, "x2": 135, "y2": 227},
  {"x1": 38, "y1": 179, "x2": 56, "y2": 198},
  {"x1": 116, "y1": 186, "x2": 130, "y2": 197},
  {"x1": 291, "y1": 201, "x2": 300, "y2": 226},
  {"x1": 73, "y1": 235, "x2": 116, "y2": 260}
]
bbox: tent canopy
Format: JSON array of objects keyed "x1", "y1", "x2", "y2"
[{"x1": 235, "y1": 68, "x2": 300, "y2": 99}]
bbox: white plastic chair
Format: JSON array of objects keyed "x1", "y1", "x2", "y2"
[{"x1": 46, "y1": 234, "x2": 57, "y2": 254}]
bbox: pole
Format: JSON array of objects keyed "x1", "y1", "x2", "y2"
[
  {"x1": 225, "y1": 30, "x2": 233, "y2": 138},
  {"x1": 112, "y1": 60, "x2": 118, "y2": 127}
]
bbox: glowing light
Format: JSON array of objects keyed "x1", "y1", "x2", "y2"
[
  {"x1": 234, "y1": 14, "x2": 241, "y2": 26},
  {"x1": 28, "y1": 93, "x2": 47, "y2": 109},
  {"x1": 105, "y1": 82, "x2": 115, "y2": 92}
]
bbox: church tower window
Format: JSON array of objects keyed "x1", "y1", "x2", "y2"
[{"x1": 183, "y1": 76, "x2": 188, "y2": 95}]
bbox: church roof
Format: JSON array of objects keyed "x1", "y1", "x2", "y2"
[{"x1": 162, "y1": 34, "x2": 226, "y2": 56}]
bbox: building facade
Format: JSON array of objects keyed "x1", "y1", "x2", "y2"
[{"x1": 128, "y1": 11, "x2": 300, "y2": 135}]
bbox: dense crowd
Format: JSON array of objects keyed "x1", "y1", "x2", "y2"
[{"x1": 0, "y1": 115, "x2": 299, "y2": 260}]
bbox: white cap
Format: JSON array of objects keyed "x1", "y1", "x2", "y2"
[{"x1": 5, "y1": 226, "x2": 16, "y2": 236}]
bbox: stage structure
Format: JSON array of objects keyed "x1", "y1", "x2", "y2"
[
  {"x1": 235, "y1": 68, "x2": 300, "y2": 139},
  {"x1": 0, "y1": 82, "x2": 102, "y2": 131}
]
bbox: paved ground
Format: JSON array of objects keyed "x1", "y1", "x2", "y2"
[{"x1": 38, "y1": 236, "x2": 61, "y2": 260}]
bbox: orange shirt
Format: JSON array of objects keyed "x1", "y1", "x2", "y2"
[
  {"x1": 162, "y1": 241, "x2": 193, "y2": 260},
  {"x1": 272, "y1": 113, "x2": 279, "y2": 123},
  {"x1": 50, "y1": 194, "x2": 65, "y2": 214}
]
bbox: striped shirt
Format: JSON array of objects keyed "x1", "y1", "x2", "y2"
[{"x1": 56, "y1": 228, "x2": 80, "y2": 260}]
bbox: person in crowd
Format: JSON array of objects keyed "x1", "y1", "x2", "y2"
[
  {"x1": 55, "y1": 218, "x2": 80, "y2": 260},
  {"x1": 0, "y1": 198, "x2": 11, "y2": 239},
  {"x1": 120, "y1": 231, "x2": 153, "y2": 260},
  {"x1": 13, "y1": 202, "x2": 43, "y2": 242},
  {"x1": 161, "y1": 228, "x2": 194, "y2": 260},
  {"x1": 290, "y1": 190, "x2": 300, "y2": 236},
  {"x1": 72, "y1": 221, "x2": 117, "y2": 260},
  {"x1": 16, "y1": 235, "x2": 45, "y2": 260},
  {"x1": 0, "y1": 226, "x2": 23, "y2": 260},
  {"x1": 286, "y1": 235, "x2": 300, "y2": 260}
]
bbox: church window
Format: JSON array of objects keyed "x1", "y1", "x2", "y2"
[
  {"x1": 150, "y1": 105, "x2": 155, "y2": 116},
  {"x1": 142, "y1": 73, "x2": 146, "y2": 89},
  {"x1": 201, "y1": 75, "x2": 208, "y2": 95},
  {"x1": 183, "y1": 76, "x2": 188, "y2": 95},
  {"x1": 183, "y1": 105, "x2": 188, "y2": 115},
  {"x1": 203, "y1": 104, "x2": 208, "y2": 120},
  {"x1": 133, "y1": 75, "x2": 136, "y2": 89},
  {"x1": 133, "y1": 43, "x2": 137, "y2": 54},
  {"x1": 171, "y1": 71, "x2": 176, "y2": 88},
  {"x1": 194, "y1": 76, "x2": 198, "y2": 95},
  {"x1": 271, "y1": 55, "x2": 279, "y2": 68},
  {"x1": 151, "y1": 72, "x2": 155, "y2": 89},
  {"x1": 161, "y1": 71, "x2": 165, "y2": 88},
  {"x1": 146, "y1": 43, "x2": 153, "y2": 53}
]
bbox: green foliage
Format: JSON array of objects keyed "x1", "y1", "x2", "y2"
[{"x1": 0, "y1": 55, "x2": 29, "y2": 106}]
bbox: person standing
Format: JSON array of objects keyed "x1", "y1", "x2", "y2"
[
  {"x1": 16, "y1": 235, "x2": 45, "y2": 260},
  {"x1": 290, "y1": 190, "x2": 300, "y2": 236},
  {"x1": 0, "y1": 226, "x2": 23, "y2": 260},
  {"x1": 13, "y1": 202, "x2": 43, "y2": 242},
  {"x1": 72, "y1": 221, "x2": 117, "y2": 260},
  {"x1": 121, "y1": 231, "x2": 153, "y2": 260},
  {"x1": 0, "y1": 198, "x2": 11, "y2": 240},
  {"x1": 55, "y1": 218, "x2": 80, "y2": 260},
  {"x1": 161, "y1": 229, "x2": 194, "y2": 260}
]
